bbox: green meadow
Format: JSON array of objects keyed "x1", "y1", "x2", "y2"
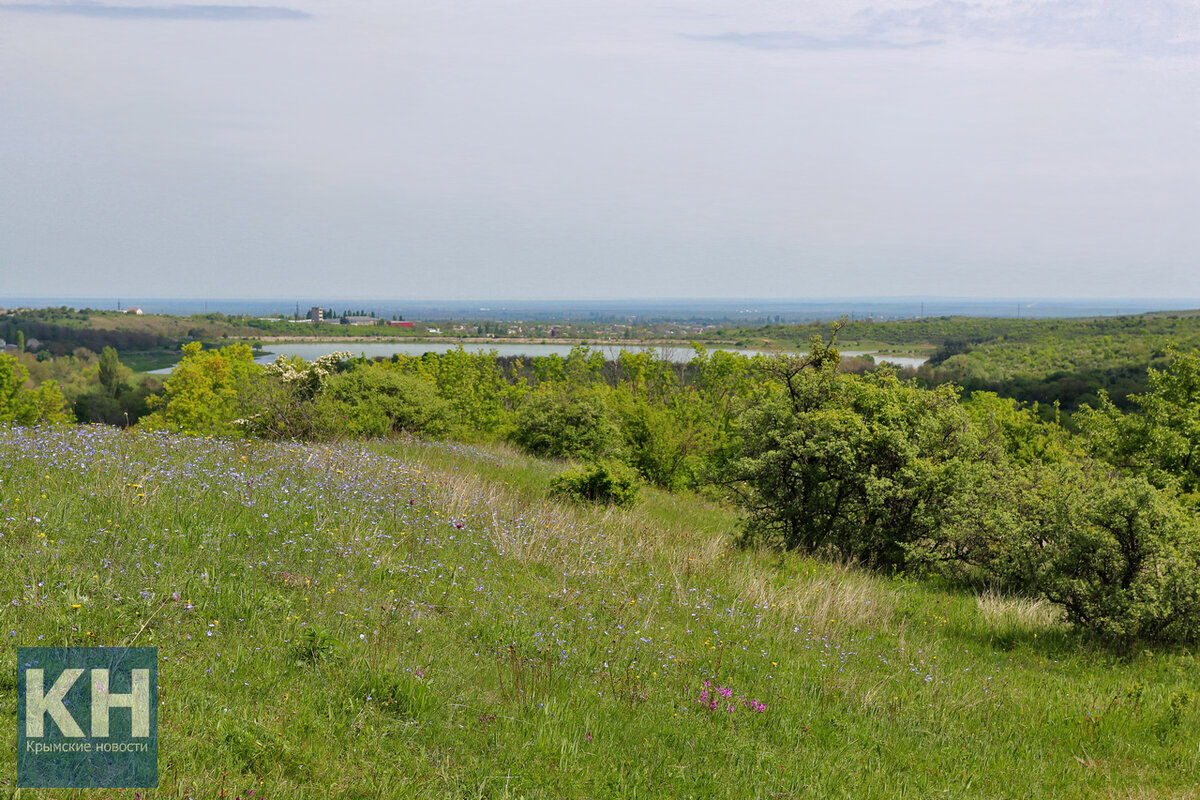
[{"x1": 2, "y1": 425, "x2": 1198, "y2": 799}]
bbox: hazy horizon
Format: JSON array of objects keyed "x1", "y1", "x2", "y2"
[{"x1": 5, "y1": 295, "x2": 1197, "y2": 322}]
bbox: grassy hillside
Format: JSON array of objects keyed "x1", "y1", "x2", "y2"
[
  {"x1": 1, "y1": 426, "x2": 1199, "y2": 799},
  {"x1": 725, "y1": 313, "x2": 1200, "y2": 413}
]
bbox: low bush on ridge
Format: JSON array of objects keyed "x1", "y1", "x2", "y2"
[{"x1": 550, "y1": 459, "x2": 641, "y2": 507}]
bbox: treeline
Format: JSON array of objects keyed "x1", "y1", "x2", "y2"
[
  {"x1": 6, "y1": 333, "x2": 1200, "y2": 643},
  {"x1": 738, "y1": 314, "x2": 1200, "y2": 414},
  {"x1": 0, "y1": 309, "x2": 270, "y2": 358},
  {"x1": 0, "y1": 347, "x2": 159, "y2": 426},
  {"x1": 2, "y1": 318, "x2": 173, "y2": 355}
]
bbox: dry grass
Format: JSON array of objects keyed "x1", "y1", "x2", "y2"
[
  {"x1": 975, "y1": 588, "x2": 1063, "y2": 632},
  {"x1": 735, "y1": 562, "x2": 894, "y2": 634}
]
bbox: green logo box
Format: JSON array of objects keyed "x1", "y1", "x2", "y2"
[{"x1": 16, "y1": 647, "x2": 158, "y2": 788}]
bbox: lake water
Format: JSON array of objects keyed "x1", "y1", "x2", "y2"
[{"x1": 150, "y1": 341, "x2": 927, "y2": 372}]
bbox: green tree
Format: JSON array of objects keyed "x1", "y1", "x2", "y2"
[
  {"x1": 722, "y1": 333, "x2": 981, "y2": 567},
  {"x1": 320, "y1": 366, "x2": 450, "y2": 438},
  {"x1": 432, "y1": 347, "x2": 513, "y2": 438},
  {"x1": 97, "y1": 346, "x2": 125, "y2": 397},
  {"x1": 962, "y1": 392, "x2": 1073, "y2": 465},
  {"x1": 1076, "y1": 346, "x2": 1200, "y2": 494},
  {"x1": 140, "y1": 342, "x2": 261, "y2": 436},
  {"x1": 510, "y1": 386, "x2": 619, "y2": 461},
  {"x1": 610, "y1": 386, "x2": 714, "y2": 490},
  {"x1": 0, "y1": 353, "x2": 70, "y2": 425}
]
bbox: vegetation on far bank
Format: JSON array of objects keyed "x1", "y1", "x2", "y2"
[{"x1": 730, "y1": 312, "x2": 1200, "y2": 413}]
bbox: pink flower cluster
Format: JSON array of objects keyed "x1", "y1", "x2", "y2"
[{"x1": 696, "y1": 680, "x2": 766, "y2": 714}]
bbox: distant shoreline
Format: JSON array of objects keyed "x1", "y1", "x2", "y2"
[
  {"x1": 234, "y1": 336, "x2": 929, "y2": 362},
  {"x1": 241, "y1": 335, "x2": 744, "y2": 349}
]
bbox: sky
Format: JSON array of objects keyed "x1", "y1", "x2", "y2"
[{"x1": 1, "y1": 0, "x2": 1199, "y2": 300}]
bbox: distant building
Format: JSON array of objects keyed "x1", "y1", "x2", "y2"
[
  {"x1": 343, "y1": 316, "x2": 377, "y2": 326},
  {"x1": 388, "y1": 321, "x2": 414, "y2": 327},
  {"x1": 308, "y1": 306, "x2": 324, "y2": 324},
  {"x1": 124, "y1": 308, "x2": 143, "y2": 316}
]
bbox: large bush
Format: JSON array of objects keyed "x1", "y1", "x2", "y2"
[
  {"x1": 550, "y1": 460, "x2": 641, "y2": 507},
  {"x1": 231, "y1": 352, "x2": 350, "y2": 440},
  {"x1": 0, "y1": 353, "x2": 70, "y2": 425},
  {"x1": 933, "y1": 461, "x2": 1200, "y2": 642},
  {"x1": 1076, "y1": 345, "x2": 1200, "y2": 495},
  {"x1": 725, "y1": 339, "x2": 982, "y2": 568},
  {"x1": 320, "y1": 366, "x2": 450, "y2": 438},
  {"x1": 510, "y1": 388, "x2": 620, "y2": 461},
  {"x1": 141, "y1": 342, "x2": 261, "y2": 436}
]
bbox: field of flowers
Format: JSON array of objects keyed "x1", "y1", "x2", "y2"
[{"x1": 1, "y1": 425, "x2": 1199, "y2": 799}]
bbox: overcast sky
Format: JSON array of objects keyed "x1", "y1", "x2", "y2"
[{"x1": 2, "y1": 0, "x2": 1198, "y2": 300}]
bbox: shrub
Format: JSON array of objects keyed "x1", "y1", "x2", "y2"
[
  {"x1": 725, "y1": 339, "x2": 982, "y2": 568},
  {"x1": 611, "y1": 388, "x2": 714, "y2": 490},
  {"x1": 0, "y1": 353, "x2": 71, "y2": 425},
  {"x1": 510, "y1": 388, "x2": 620, "y2": 461},
  {"x1": 141, "y1": 342, "x2": 261, "y2": 436},
  {"x1": 1076, "y1": 346, "x2": 1200, "y2": 494},
  {"x1": 550, "y1": 460, "x2": 641, "y2": 507},
  {"x1": 1004, "y1": 466, "x2": 1200, "y2": 641},
  {"x1": 320, "y1": 366, "x2": 450, "y2": 438},
  {"x1": 230, "y1": 352, "x2": 353, "y2": 440},
  {"x1": 922, "y1": 459, "x2": 1200, "y2": 642}
]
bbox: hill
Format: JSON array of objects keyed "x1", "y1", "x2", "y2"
[{"x1": 1, "y1": 426, "x2": 1198, "y2": 798}]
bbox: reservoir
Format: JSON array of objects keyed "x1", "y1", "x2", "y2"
[{"x1": 151, "y1": 341, "x2": 927, "y2": 372}]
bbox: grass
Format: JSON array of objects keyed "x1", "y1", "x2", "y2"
[
  {"x1": 1, "y1": 425, "x2": 1199, "y2": 798},
  {"x1": 120, "y1": 351, "x2": 185, "y2": 374}
]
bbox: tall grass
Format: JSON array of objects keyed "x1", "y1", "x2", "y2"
[{"x1": 0, "y1": 425, "x2": 1198, "y2": 799}]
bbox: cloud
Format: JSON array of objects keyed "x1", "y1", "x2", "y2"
[
  {"x1": 692, "y1": 1, "x2": 1200, "y2": 58},
  {"x1": 686, "y1": 31, "x2": 940, "y2": 52},
  {"x1": 0, "y1": 2, "x2": 309, "y2": 20},
  {"x1": 859, "y1": 0, "x2": 1200, "y2": 57}
]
